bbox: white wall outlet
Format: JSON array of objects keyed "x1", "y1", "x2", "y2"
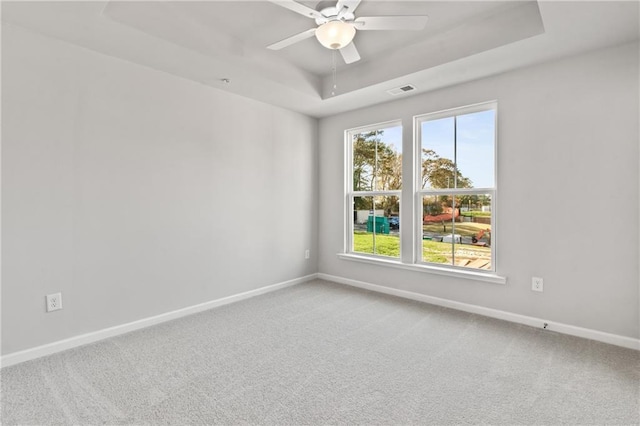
[
  {"x1": 305, "y1": 249, "x2": 310, "y2": 259},
  {"x1": 532, "y1": 277, "x2": 544, "y2": 292},
  {"x1": 46, "y1": 293, "x2": 63, "y2": 312}
]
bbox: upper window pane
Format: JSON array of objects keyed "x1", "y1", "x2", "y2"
[
  {"x1": 352, "y1": 125, "x2": 402, "y2": 191},
  {"x1": 421, "y1": 109, "x2": 495, "y2": 189},
  {"x1": 456, "y1": 109, "x2": 495, "y2": 188},
  {"x1": 421, "y1": 117, "x2": 455, "y2": 189}
]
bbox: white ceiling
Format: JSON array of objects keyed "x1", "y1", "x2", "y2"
[{"x1": 2, "y1": 1, "x2": 639, "y2": 118}]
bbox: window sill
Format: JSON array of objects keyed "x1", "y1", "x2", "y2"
[{"x1": 336, "y1": 253, "x2": 507, "y2": 285}]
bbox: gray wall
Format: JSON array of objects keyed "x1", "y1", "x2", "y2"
[
  {"x1": 2, "y1": 22, "x2": 638, "y2": 357},
  {"x1": 1, "y1": 24, "x2": 318, "y2": 355},
  {"x1": 318, "y1": 42, "x2": 639, "y2": 339}
]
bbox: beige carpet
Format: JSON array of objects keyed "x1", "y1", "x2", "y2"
[{"x1": 2, "y1": 279, "x2": 639, "y2": 424}]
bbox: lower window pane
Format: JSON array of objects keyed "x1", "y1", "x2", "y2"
[
  {"x1": 457, "y1": 194, "x2": 492, "y2": 269},
  {"x1": 352, "y1": 196, "x2": 400, "y2": 258},
  {"x1": 422, "y1": 194, "x2": 454, "y2": 265},
  {"x1": 353, "y1": 196, "x2": 374, "y2": 255},
  {"x1": 422, "y1": 194, "x2": 492, "y2": 270}
]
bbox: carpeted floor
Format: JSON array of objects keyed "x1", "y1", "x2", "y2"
[{"x1": 2, "y1": 279, "x2": 639, "y2": 425}]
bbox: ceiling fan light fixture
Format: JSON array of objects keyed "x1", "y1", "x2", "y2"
[{"x1": 315, "y1": 20, "x2": 356, "y2": 49}]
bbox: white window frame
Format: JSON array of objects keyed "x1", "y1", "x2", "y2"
[
  {"x1": 415, "y1": 101, "x2": 498, "y2": 272},
  {"x1": 341, "y1": 102, "x2": 505, "y2": 284},
  {"x1": 345, "y1": 120, "x2": 402, "y2": 260}
]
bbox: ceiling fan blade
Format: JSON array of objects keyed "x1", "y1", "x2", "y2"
[
  {"x1": 354, "y1": 16, "x2": 429, "y2": 31},
  {"x1": 336, "y1": 0, "x2": 362, "y2": 18},
  {"x1": 267, "y1": 28, "x2": 317, "y2": 50},
  {"x1": 267, "y1": 0, "x2": 324, "y2": 20},
  {"x1": 339, "y1": 41, "x2": 361, "y2": 64}
]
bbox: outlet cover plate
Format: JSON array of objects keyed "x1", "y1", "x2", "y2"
[
  {"x1": 46, "y1": 293, "x2": 63, "y2": 312},
  {"x1": 532, "y1": 277, "x2": 543, "y2": 292}
]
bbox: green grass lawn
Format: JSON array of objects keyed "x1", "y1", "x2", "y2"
[
  {"x1": 424, "y1": 241, "x2": 491, "y2": 265},
  {"x1": 353, "y1": 232, "x2": 490, "y2": 264},
  {"x1": 353, "y1": 232, "x2": 400, "y2": 257},
  {"x1": 422, "y1": 240, "x2": 450, "y2": 263}
]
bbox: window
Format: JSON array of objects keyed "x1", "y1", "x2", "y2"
[
  {"x1": 344, "y1": 102, "x2": 498, "y2": 279},
  {"x1": 417, "y1": 102, "x2": 496, "y2": 271},
  {"x1": 346, "y1": 121, "x2": 402, "y2": 259}
]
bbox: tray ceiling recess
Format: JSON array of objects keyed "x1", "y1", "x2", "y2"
[{"x1": 2, "y1": 1, "x2": 638, "y2": 117}]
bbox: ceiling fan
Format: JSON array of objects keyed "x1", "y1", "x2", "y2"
[{"x1": 267, "y1": 0, "x2": 429, "y2": 64}]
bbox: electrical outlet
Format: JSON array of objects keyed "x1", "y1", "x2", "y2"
[
  {"x1": 532, "y1": 277, "x2": 543, "y2": 292},
  {"x1": 305, "y1": 249, "x2": 310, "y2": 259},
  {"x1": 46, "y1": 293, "x2": 63, "y2": 312}
]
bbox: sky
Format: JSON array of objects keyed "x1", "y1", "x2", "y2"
[
  {"x1": 359, "y1": 109, "x2": 495, "y2": 189},
  {"x1": 421, "y1": 109, "x2": 495, "y2": 189},
  {"x1": 379, "y1": 125, "x2": 402, "y2": 153}
]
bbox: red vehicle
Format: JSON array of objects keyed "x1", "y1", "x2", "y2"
[{"x1": 423, "y1": 207, "x2": 459, "y2": 223}]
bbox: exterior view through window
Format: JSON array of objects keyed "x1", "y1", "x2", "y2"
[
  {"x1": 345, "y1": 102, "x2": 496, "y2": 275},
  {"x1": 417, "y1": 102, "x2": 496, "y2": 271},
  {"x1": 348, "y1": 122, "x2": 402, "y2": 258}
]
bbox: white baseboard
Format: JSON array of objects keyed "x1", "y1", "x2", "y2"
[
  {"x1": 1, "y1": 274, "x2": 319, "y2": 368},
  {"x1": 318, "y1": 273, "x2": 640, "y2": 351}
]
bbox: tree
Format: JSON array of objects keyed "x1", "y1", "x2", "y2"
[
  {"x1": 421, "y1": 149, "x2": 472, "y2": 190},
  {"x1": 352, "y1": 131, "x2": 402, "y2": 212},
  {"x1": 353, "y1": 131, "x2": 380, "y2": 192},
  {"x1": 421, "y1": 149, "x2": 473, "y2": 231}
]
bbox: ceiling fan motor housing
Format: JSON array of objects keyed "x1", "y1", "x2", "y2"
[{"x1": 315, "y1": 7, "x2": 355, "y2": 25}]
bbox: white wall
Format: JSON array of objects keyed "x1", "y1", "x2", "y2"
[
  {"x1": 319, "y1": 42, "x2": 639, "y2": 339},
  {"x1": 1, "y1": 24, "x2": 318, "y2": 355},
  {"x1": 2, "y1": 22, "x2": 638, "y2": 358}
]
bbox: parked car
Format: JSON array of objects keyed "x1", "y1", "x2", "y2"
[
  {"x1": 389, "y1": 216, "x2": 400, "y2": 229},
  {"x1": 442, "y1": 234, "x2": 462, "y2": 243}
]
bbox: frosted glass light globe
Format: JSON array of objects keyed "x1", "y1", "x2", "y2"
[{"x1": 315, "y1": 21, "x2": 356, "y2": 50}]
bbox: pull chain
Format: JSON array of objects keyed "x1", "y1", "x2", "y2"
[{"x1": 331, "y1": 50, "x2": 337, "y2": 96}]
